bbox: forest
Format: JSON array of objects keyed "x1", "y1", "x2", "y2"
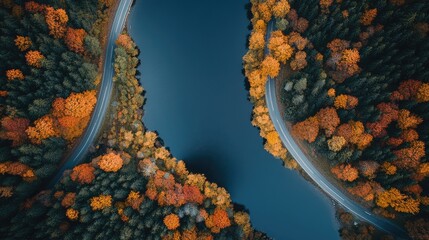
[
  {"x1": 243, "y1": 0, "x2": 429, "y2": 238},
  {"x1": 1, "y1": 33, "x2": 268, "y2": 240},
  {"x1": 0, "y1": 0, "x2": 116, "y2": 222}
]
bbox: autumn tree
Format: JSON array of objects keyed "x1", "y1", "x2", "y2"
[
  {"x1": 25, "y1": 50, "x2": 44, "y2": 68},
  {"x1": 292, "y1": 116, "x2": 319, "y2": 143},
  {"x1": 45, "y1": 7, "x2": 69, "y2": 38},
  {"x1": 272, "y1": 0, "x2": 290, "y2": 18},
  {"x1": 416, "y1": 83, "x2": 429, "y2": 102},
  {"x1": 261, "y1": 56, "x2": 280, "y2": 78},
  {"x1": 327, "y1": 136, "x2": 346, "y2": 152},
  {"x1": 14, "y1": 36, "x2": 32, "y2": 51},
  {"x1": 26, "y1": 115, "x2": 59, "y2": 144},
  {"x1": 164, "y1": 214, "x2": 180, "y2": 230},
  {"x1": 331, "y1": 164, "x2": 359, "y2": 182},
  {"x1": 64, "y1": 28, "x2": 86, "y2": 54},
  {"x1": 316, "y1": 107, "x2": 340, "y2": 137},
  {"x1": 90, "y1": 194, "x2": 112, "y2": 210},
  {"x1": 360, "y1": 9, "x2": 377, "y2": 26},
  {"x1": 6, "y1": 69, "x2": 24, "y2": 80},
  {"x1": 0, "y1": 117, "x2": 30, "y2": 146},
  {"x1": 249, "y1": 32, "x2": 265, "y2": 51},
  {"x1": 70, "y1": 163, "x2": 95, "y2": 184},
  {"x1": 97, "y1": 152, "x2": 124, "y2": 172},
  {"x1": 397, "y1": 109, "x2": 423, "y2": 130},
  {"x1": 376, "y1": 188, "x2": 420, "y2": 214},
  {"x1": 334, "y1": 94, "x2": 358, "y2": 109}
]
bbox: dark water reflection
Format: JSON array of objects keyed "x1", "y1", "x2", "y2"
[{"x1": 128, "y1": 0, "x2": 339, "y2": 239}]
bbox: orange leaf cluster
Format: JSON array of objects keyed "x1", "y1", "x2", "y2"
[
  {"x1": 249, "y1": 32, "x2": 265, "y2": 51},
  {"x1": 0, "y1": 161, "x2": 36, "y2": 181},
  {"x1": 90, "y1": 194, "x2": 112, "y2": 211},
  {"x1": 397, "y1": 109, "x2": 423, "y2": 130},
  {"x1": 6, "y1": 69, "x2": 24, "y2": 80},
  {"x1": 316, "y1": 107, "x2": 340, "y2": 137},
  {"x1": 0, "y1": 117, "x2": 29, "y2": 146},
  {"x1": 14, "y1": 36, "x2": 32, "y2": 51},
  {"x1": 126, "y1": 191, "x2": 144, "y2": 210},
  {"x1": 327, "y1": 136, "x2": 346, "y2": 152},
  {"x1": 24, "y1": 1, "x2": 46, "y2": 13},
  {"x1": 393, "y1": 141, "x2": 425, "y2": 169},
  {"x1": 97, "y1": 152, "x2": 123, "y2": 172},
  {"x1": 25, "y1": 50, "x2": 44, "y2": 68},
  {"x1": 376, "y1": 188, "x2": 420, "y2": 214},
  {"x1": 331, "y1": 164, "x2": 359, "y2": 182},
  {"x1": 358, "y1": 161, "x2": 380, "y2": 179},
  {"x1": 348, "y1": 181, "x2": 381, "y2": 202},
  {"x1": 45, "y1": 7, "x2": 68, "y2": 38},
  {"x1": 272, "y1": 0, "x2": 290, "y2": 18},
  {"x1": 416, "y1": 83, "x2": 429, "y2": 102},
  {"x1": 390, "y1": 79, "x2": 422, "y2": 101},
  {"x1": 381, "y1": 162, "x2": 397, "y2": 175},
  {"x1": 61, "y1": 192, "x2": 76, "y2": 208},
  {"x1": 116, "y1": 34, "x2": 134, "y2": 51},
  {"x1": 260, "y1": 56, "x2": 280, "y2": 78},
  {"x1": 336, "y1": 121, "x2": 373, "y2": 150},
  {"x1": 292, "y1": 116, "x2": 319, "y2": 143},
  {"x1": 64, "y1": 28, "x2": 86, "y2": 54},
  {"x1": 366, "y1": 102, "x2": 399, "y2": 137},
  {"x1": 0, "y1": 186, "x2": 13, "y2": 198},
  {"x1": 65, "y1": 208, "x2": 79, "y2": 221},
  {"x1": 334, "y1": 94, "x2": 358, "y2": 109},
  {"x1": 26, "y1": 115, "x2": 59, "y2": 144},
  {"x1": 164, "y1": 214, "x2": 180, "y2": 230},
  {"x1": 360, "y1": 9, "x2": 377, "y2": 26},
  {"x1": 205, "y1": 207, "x2": 231, "y2": 233},
  {"x1": 70, "y1": 163, "x2": 95, "y2": 184}
]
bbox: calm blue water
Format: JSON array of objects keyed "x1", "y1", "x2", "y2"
[{"x1": 128, "y1": 1, "x2": 339, "y2": 239}]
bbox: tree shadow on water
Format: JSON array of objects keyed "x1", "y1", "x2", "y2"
[{"x1": 183, "y1": 151, "x2": 232, "y2": 189}]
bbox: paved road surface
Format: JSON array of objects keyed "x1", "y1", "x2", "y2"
[
  {"x1": 264, "y1": 21, "x2": 409, "y2": 239},
  {"x1": 48, "y1": 0, "x2": 133, "y2": 187}
]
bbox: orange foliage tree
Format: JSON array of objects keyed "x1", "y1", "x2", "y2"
[
  {"x1": 316, "y1": 107, "x2": 340, "y2": 137},
  {"x1": 360, "y1": 9, "x2": 377, "y2": 26},
  {"x1": 334, "y1": 94, "x2": 358, "y2": 109},
  {"x1": 292, "y1": 116, "x2": 319, "y2": 143},
  {"x1": 90, "y1": 194, "x2": 112, "y2": 210},
  {"x1": 331, "y1": 164, "x2": 359, "y2": 182},
  {"x1": 14, "y1": 36, "x2": 32, "y2": 51},
  {"x1": 64, "y1": 28, "x2": 86, "y2": 54},
  {"x1": 25, "y1": 50, "x2": 44, "y2": 68},
  {"x1": 260, "y1": 56, "x2": 280, "y2": 78},
  {"x1": 6, "y1": 69, "x2": 24, "y2": 80},
  {"x1": 26, "y1": 115, "x2": 59, "y2": 144},
  {"x1": 393, "y1": 141, "x2": 425, "y2": 169},
  {"x1": 70, "y1": 163, "x2": 95, "y2": 184},
  {"x1": 66, "y1": 208, "x2": 79, "y2": 220},
  {"x1": 0, "y1": 161, "x2": 35, "y2": 181},
  {"x1": 397, "y1": 109, "x2": 423, "y2": 130},
  {"x1": 45, "y1": 7, "x2": 68, "y2": 38},
  {"x1": 24, "y1": 1, "x2": 46, "y2": 13},
  {"x1": 272, "y1": 0, "x2": 290, "y2": 18},
  {"x1": 249, "y1": 32, "x2": 265, "y2": 51},
  {"x1": 97, "y1": 152, "x2": 124, "y2": 172},
  {"x1": 416, "y1": 83, "x2": 429, "y2": 102},
  {"x1": 0, "y1": 117, "x2": 30, "y2": 146},
  {"x1": 164, "y1": 214, "x2": 180, "y2": 230},
  {"x1": 376, "y1": 188, "x2": 420, "y2": 214}
]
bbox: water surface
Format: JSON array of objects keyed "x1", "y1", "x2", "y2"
[{"x1": 128, "y1": 1, "x2": 339, "y2": 239}]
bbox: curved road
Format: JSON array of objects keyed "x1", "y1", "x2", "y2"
[
  {"x1": 264, "y1": 21, "x2": 409, "y2": 239},
  {"x1": 48, "y1": 0, "x2": 133, "y2": 187}
]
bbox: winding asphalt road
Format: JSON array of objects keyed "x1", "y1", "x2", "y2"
[
  {"x1": 264, "y1": 21, "x2": 409, "y2": 239},
  {"x1": 48, "y1": 0, "x2": 133, "y2": 187}
]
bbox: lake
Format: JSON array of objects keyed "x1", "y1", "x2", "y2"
[{"x1": 128, "y1": 0, "x2": 339, "y2": 239}]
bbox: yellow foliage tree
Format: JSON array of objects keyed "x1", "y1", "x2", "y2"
[
  {"x1": 90, "y1": 195, "x2": 112, "y2": 210},
  {"x1": 66, "y1": 208, "x2": 79, "y2": 220},
  {"x1": 416, "y1": 83, "x2": 429, "y2": 102},
  {"x1": 261, "y1": 56, "x2": 280, "y2": 78},
  {"x1": 249, "y1": 32, "x2": 265, "y2": 50}
]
